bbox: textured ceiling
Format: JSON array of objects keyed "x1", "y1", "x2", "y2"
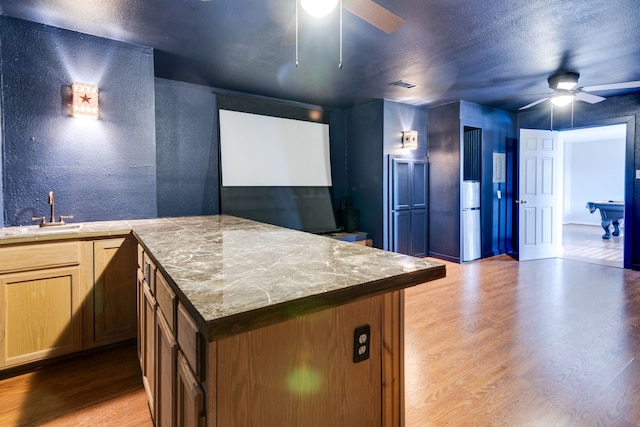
[{"x1": 1, "y1": 0, "x2": 640, "y2": 111}]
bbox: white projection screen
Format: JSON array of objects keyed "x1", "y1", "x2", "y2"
[{"x1": 219, "y1": 109, "x2": 332, "y2": 187}]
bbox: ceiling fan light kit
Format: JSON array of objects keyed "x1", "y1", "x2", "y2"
[
  {"x1": 550, "y1": 90, "x2": 575, "y2": 107},
  {"x1": 301, "y1": 0, "x2": 338, "y2": 17},
  {"x1": 548, "y1": 72, "x2": 579, "y2": 91},
  {"x1": 519, "y1": 71, "x2": 640, "y2": 111},
  {"x1": 287, "y1": 0, "x2": 404, "y2": 69}
]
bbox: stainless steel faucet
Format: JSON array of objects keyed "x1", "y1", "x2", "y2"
[{"x1": 32, "y1": 191, "x2": 74, "y2": 227}]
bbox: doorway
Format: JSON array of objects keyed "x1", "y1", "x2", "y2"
[{"x1": 559, "y1": 124, "x2": 626, "y2": 268}]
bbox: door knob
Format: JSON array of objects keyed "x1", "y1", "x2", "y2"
[{"x1": 515, "y1": 199, "x2": 527, "y2": 204}]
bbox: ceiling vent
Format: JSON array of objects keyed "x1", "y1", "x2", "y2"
[{"x1": 389, "y1": 80, "x2": 418, "y2": 89}]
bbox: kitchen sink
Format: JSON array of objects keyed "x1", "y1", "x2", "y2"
[{"x1": 8, "y1": 223, "x2": 83, "y2": 235}]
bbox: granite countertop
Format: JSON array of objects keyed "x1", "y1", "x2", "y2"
[
  {"x1": 0, "y1": 220, "x2": 133, "y2": 243},
  {"x1": 0, "y1": 215, "x2": 446, "y2": 341},
  {"x1": 129, "y1": 215, "x2": 446, "y2": 340}
]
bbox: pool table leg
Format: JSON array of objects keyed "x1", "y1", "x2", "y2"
[
  {"x1": 612, "y1": 220, "x2": 621, "y2": 237},
  {"x1": 601, "y1": 220, "x2": 612, "y2": 239}
]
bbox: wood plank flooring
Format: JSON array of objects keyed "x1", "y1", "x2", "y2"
[
  {"x1": 0, "y1": 343, "x2": 152, "y2": 426},
  {"x1": 1, "y1": 255, "x2": 639, "y2": 426},
  {"x1": 561, "y1": 223, "x2": 624, "y2": 268},
  {"x1": 406, "y1": 255, "x2": 640, "y2": 426}
]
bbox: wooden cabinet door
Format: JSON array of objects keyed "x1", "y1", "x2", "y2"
[
  {"x1": 411, "y1": 160, "x2": 428, "y2": 209},
  {"x1": 92, "y1": 238, "x2": 137, "y2": 346},
  {"x1": 410, "y1": 209, "x2": 428, "y2": 257},
  {"x1": 156, "y1": 311, "x2": 177, "y2": 427},
  {"x1": 141, "y1": 282, "x2": 157, "y2": 420},
  {"x1": 392, "y1": 210, "x2": 411, "y2": 255},
  {"x1": 392, "y1": 158, "x2": 412, "y2": 210},
  {"x1": 176, "y1": 351, "x2": 205, "y2": 427},
  {"x1": 0, "y1": 267, "x2": 82, "y2": 368},
  {"x1": 390, "y1": 157, "x2": 429, "y2": 256}
]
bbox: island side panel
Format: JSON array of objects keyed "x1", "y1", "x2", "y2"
[
  {"x1": 383, "y1": 290, "x2": 405, "y2": 427},
  {"x1": 214, "y1": 294, "x2": 385, "y2": 427}
]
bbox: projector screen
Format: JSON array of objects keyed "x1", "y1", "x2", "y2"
[{"x1": 219, "y1": 110, "x2": 332, "y2": 187}]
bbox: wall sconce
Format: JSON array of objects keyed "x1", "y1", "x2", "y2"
[
  {"x1": 402, "y1": 130, "x2": 418, "y2": 149},
  {"x1": 71, "y1": 82, "x2": 99, "y2": 119}
]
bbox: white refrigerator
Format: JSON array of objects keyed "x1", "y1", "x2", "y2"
[{"x1": 461, "y1": 181, "x2": 481, "y2": 262}]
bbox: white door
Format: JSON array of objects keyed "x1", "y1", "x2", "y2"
[{"x1": 518, "y1": 129, "x2": 560, "y2": 261}]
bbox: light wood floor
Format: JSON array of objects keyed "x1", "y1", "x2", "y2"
[
  {"x1": 406, "y1": 255, "x2": 640, "y2": 426},
  {"x1": 0, "y1": 343, "x2": 152, "y2": 426},
  {"x1": 561, "y1": 223, "x2": 624, "y2": 268},
  {"x1": 2, "y1": 255, "x2": 640, "y2": 426}
]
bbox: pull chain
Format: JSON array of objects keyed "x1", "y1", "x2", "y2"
[
  {"x1": 295, "y1": 0, "x2": 299, "y2": 67},
  {"x1": 338, "y1": 0, "x2": 343, "y2": 69}
]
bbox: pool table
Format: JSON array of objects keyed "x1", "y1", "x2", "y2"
[{"x1": 586, "y1": 200, "x2": 624, "y2": 239}]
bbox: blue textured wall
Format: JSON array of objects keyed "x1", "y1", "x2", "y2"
[
  {"x1": 155, "y1": 78, "x2": 219, "y2": 217},
  {"x1": 427, "y1": 101, "x2": 516, "y2": 262},
  {"x1": 427, "y1": 102, "x2": 462, "y2": 261},
  {"x1": 0, "y1": 86, "x2": 4, "y2": 227},
  {"x1": 0, "y1": 17, "x2": 157, "y2": 226},
  {"x1": 518, "y1": 93, "x2": 640, "y2": 269},
  {"x1": 346, "y1": 100, "x2": 428, "y2": 249},
  {"x1": 328, "y1": 107, "x2": 348, "y2": 210},
  {"x1": 382, "y1": 100, "x2": 428, "y2": 250},
  {"x1": 346, "y1": 101, "x2": 384, "y2": 247},
  {"x1": 460, "y1": 101, "x2": 516, "y2": 258}
]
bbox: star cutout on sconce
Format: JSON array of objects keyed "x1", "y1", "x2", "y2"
[{"x1": 81, "y1": 94, "x2": 92, "y2": 103}]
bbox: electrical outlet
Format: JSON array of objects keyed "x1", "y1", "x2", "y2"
[{"x1": 353, "y1": 324, "x2": 370, "y2": 363}]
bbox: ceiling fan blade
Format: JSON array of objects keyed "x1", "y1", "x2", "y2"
[
  {"x1": 343, "y1": 0, "x2": 404, "y2": 34},
  {"x1": 519, "y1": 97, "x2": 549, "y2": 110},
  {"x1": 281, "y1": 15, "x2": 296, "y2": 45},
  {"x1": 581, "y1": 81, "x2": 640, "y2": 92},
  {"x1": 575, "y1": 91, "x2": 606, "y2": 104}
]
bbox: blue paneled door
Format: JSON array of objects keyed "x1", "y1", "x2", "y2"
[{"x1": 390, "y1": 157, "x2": 428, "y2": 256}]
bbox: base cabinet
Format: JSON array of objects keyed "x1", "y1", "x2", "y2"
[
  {"x1": 0, "y1": 242, "x2": 83, "y2": 369},
  {"x1": 90, "y1": 237, "x2": 137, "y2": 347},
  {"x1": 177, "y1": 351, "x2": 205, "y2": 427},
  {"x1": 0, "y1": 266, "x2": 83, "y2": 368},
  {"x1": 140, "y1": 265, "x2": 157, "y2": 420},
  {"x1": 138, "y1": 244, "x2": 205, "y2": 426},
  {"x1": 139, "y1": 250, "x2": 404, "y2": 427},
  {"x1": 0, "y1": 237, "x2": 138, "y2": 372},
  {"x1": 156, "y1": 312, "x2": 177, "y2": 427}
]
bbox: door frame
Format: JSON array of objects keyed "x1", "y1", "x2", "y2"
[{"x1": 514, "y1": 115, "x2": 635, "y2": 268}]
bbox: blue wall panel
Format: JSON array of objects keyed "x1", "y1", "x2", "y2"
[
  {"x1": 460, "y1": 101, "x2": 516, "y2": 259},
  {"x1": 346, "y1": 100, "x2": 428, "y2": 249},
  {"x1": 0, "y1": 17, "x2": 157, "y2": 226},
  {"x1": 155, "y1": 78, "x2": 219, "y2": 217},
  {"x1": 346, "y1": 101, "x2": 384, "y2": 246}
]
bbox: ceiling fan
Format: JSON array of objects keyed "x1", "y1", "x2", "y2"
[
  {"x1": 519, "y1": 72, "x2": 640, "y2": 110},
  {"x1": 280, "y1": 0, "x2": 404, "y2": 45}
]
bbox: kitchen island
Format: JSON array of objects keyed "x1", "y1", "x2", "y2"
[
  {"x1": 130, "y1": 215, "x2": 445, "y2": 427},
  {"x1": 0, "y1": 215, "x2": 445, "y2": 427}
]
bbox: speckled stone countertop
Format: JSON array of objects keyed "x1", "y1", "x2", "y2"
[
  {"x1": 129, "y1": 215, "x2": 446, "y2": 340},
  {"x1": 0, "y1": 215, "x2": 446, "y2": 341},
  {"x1": 0, "y1": 220, "x2": 133, "y2": 243}
]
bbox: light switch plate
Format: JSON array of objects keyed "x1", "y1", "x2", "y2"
[{"x1": 636, "y1": 170, "x2": 640, "y2": 180}]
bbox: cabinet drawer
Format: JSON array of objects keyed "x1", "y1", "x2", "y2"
[
  {"x1": 0, "y1": 242, "x2": 80, "y2": 274},
  {"x1": 156, "y1": 272, "x2": 176, "y2": 333},
  {"x1": 177, "y1": 302, "x2": 204, "y2": 381}
]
